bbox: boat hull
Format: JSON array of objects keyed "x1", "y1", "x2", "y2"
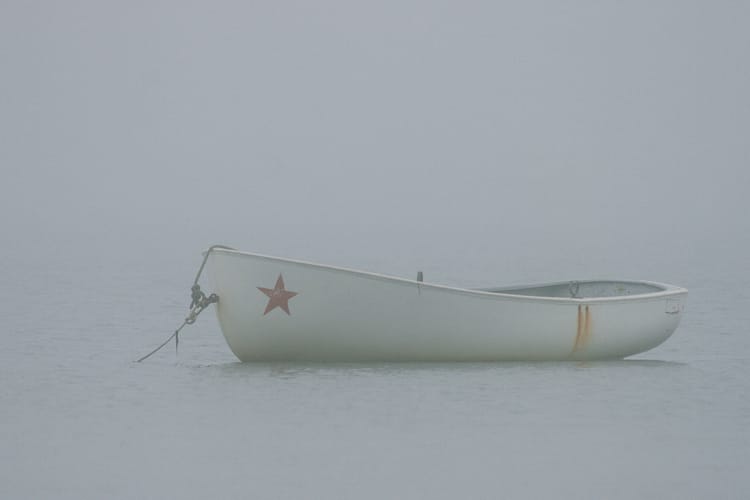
[{"x1": 209, "y1": 249, "x2": 687, "y2": 362}]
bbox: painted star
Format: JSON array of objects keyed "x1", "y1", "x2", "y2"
[{"x1": 257, "y1": 274, "x2": 298, "y2": 315}]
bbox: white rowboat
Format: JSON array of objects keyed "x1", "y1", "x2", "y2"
[{"x1": 207, "y1": 247, "x2": 687, "y2": 361}]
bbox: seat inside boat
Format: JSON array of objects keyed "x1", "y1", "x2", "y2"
[{"x1": 482, "y1": 280, "x2": 667, "y2": 299}]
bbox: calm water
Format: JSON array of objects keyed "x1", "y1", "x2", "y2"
[{"x1": 2, "y1": 234, "x2": 748, "y2": 499}]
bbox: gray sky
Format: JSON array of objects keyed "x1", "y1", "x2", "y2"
[{"x1": 1, "y1": 0, "x2": 748, "y2": 270}]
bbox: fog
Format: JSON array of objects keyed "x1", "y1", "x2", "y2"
[
  {"x1": 2, "y1": 0, "x2": 748, "y2": 271},
  {"x1": 2, "y1": 3, "x2": 750, "y2": 498}
]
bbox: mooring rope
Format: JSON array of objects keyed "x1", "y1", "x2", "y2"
[
  {"x1": 135, "y1": 244, "x2": 234, "y2": 362},
  {"x1": 136, "y1": 326, "x2": 183, "y2": 363}
]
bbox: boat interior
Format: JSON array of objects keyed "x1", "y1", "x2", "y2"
[{"x1": 481, "y1": 280, "x2": 668, "y2": 299}]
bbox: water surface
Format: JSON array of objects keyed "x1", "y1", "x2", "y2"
[{"x1": 1, "y1": 238, "x2": 748, "y2": 499}]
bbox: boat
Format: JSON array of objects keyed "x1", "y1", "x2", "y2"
[{"x1": 204, "y1": 246, "x2": 687, "y2": 361}]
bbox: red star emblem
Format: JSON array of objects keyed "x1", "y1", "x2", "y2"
[{"x1": 257, "y1": 274, "x2": 298, "y2": 315}]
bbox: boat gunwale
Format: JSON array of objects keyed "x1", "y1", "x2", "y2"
[{"x1": 209, "y1": 248, "x2": 688, "y2": 305}]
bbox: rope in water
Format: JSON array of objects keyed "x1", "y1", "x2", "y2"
[
  {"x1": 135, "y1": 244, "x2": 234, "y2": 363},
  {"x1": 136, "y1": 325, "x2": 183, "y2": 363}
]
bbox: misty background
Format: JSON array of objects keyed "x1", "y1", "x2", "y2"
[
  {"x1": 2, "y1": 0, "x2": 748, "y2": 273},
  {"x1": 1, "y1": 1, "x2": 749, "y2": 498}
]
